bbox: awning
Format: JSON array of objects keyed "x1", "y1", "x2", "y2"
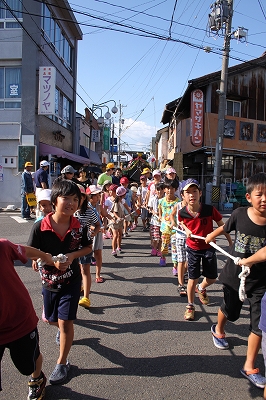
[
  {"x1": 39, "y1": 143, "x2": 90, "y2": 164},
  {"x1": 80, "y1": 145, "x2": 101, "y2": 165}
]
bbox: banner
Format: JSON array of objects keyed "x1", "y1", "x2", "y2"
[
  {"x1": 91, "y1": 129, "x2": 101, "y2": 142},
  {"x1": 190, "y1": 89, "x2": 204, "y2": 147},
  {"x1": 38, "y1": 66, "x2": 56, "y2": 115},
  {"x1": 103, "y1": 127, "x2": 110, "y2": 151}
]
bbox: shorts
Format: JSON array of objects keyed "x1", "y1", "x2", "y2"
[
  {"x1": 93, "y1": 232, "x2": 103, "y2": 251},
  {"x1": 79, "y1": 251, "x2": 93, "y2": 265},
  {"x1": 186, "y1": 246, "x2": 217, "y2": 280},
  {"x1": 141, "y1": 207, "x2": 148, "y2": 220},
  {"x1": 0, "y1": 327, "x2": 40, "y2": 391},
  {"x1": 171, "y1": 236, "x2": 187, "y2": 263},
  {"x1": 42, "y1": 280, "x2": 81, "y2": 322},
  {"x1": 220, "y1": 284, "x2": 264, "y2": 335},
  {"x1": 150, "y1": 224, "x2": 161, "y2": 241}
]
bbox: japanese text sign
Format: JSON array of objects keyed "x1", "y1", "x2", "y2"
[
  {"x1": 190, "y1": 89, "x2": 204, "y2": 147},
  {"x1": 38, "y1": 66, "x2": 56, "y2": 115}
]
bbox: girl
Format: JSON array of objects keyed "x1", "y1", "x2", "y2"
[
  {"x1": 109, "y1": 186, "x2": 127, "y2": 256},
  {"x1": 150, "y1": 183, "x2": 165, "y2": 256},
  {"x1": 101, "y1": 180, "x2": 112, "y2": 239}
]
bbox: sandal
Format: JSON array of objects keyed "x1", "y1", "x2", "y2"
[
  {"x1": 95, "y1": 277, "x2": 105, "y2": 283},
  {"x1": 211, "y1": 324, "x2": 229, "y2": 349},
  {"x1": 240, "y1": 368, "x2": 266, "y2": 388}
]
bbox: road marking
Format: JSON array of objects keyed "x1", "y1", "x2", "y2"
[{"x1": 10, "y1": 216, "x2": 29, "y2": 223}]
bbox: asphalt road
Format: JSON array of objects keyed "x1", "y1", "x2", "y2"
[{"x1": 0, "y1": 211, "x2": 264, "y2": 400}]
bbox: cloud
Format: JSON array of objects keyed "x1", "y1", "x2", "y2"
[{"x1": 115, "y1": 118, "x2": 158, "y2": 151}]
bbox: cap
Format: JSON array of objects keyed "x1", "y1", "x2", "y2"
[
  {"x1": 37, "y1": 189, "x2": 51, "y2": 203},
  {"x1": 116, "y1": 186, "x2": 127, "y2": 196},
  {"x1": 40, "y1": 160, "x2": 50, "y2": 167},
  {"x1": 106, "y1": 162, "x2": 115, "y2": 170},
  {"x1": 181, "y1": 178, "x2": 200, "y2": 191},
  {"x1": 130, "y1": 186, "x2": 138, "y2": 193},
  {"x1": 152, "y1": 169, "x2": 161, "y2": 177},
  {"x1": 102, "y1": 180, "x2": 112, "y2": 187},
  {"x1": 166, "y1": 167, "x2": 176, "y2": 174},
  {"x1": 130, "y1": 182, "x2": 138, "y2": 187},
  {"x1": 86, "y1": 185, "x2": 102, "y2": 195},
  {"x1": 25, "y1": 162, "x2": 33, "y2": 167},
  {"x1": 120, "y1": 176, "x2": 129, "y2": 184},
  {"x1": 109, "y1": 184, "x2": 118, "y2": 191},
  {"x1": 76, "y1": 184, "x2": 86, "y2": 194},
  {"x1": 142, "y1": 167, "x2": 151, "y2": 174},
  {"x1": 61, "y1": 165, "x2": 76, "y2": 174},
  {"x1": 140, "y1": 175, "x2": 146, "y2": 180}
]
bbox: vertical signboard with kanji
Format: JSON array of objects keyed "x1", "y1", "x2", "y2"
[
  {"x1": 38, "y1": 67, "x2": 56, "y2": 115},
  {"x1": 190, "y1": 89, "x2": 204, "y2": 147},
  {"x1": 103, "y1": 127, "x2": 110, "y2": 151}
]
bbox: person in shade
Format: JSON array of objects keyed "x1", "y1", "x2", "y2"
[{"x1": 21, "y1": 161, "x2": 35, "y2": 220}]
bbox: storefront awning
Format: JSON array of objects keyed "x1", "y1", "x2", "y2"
[
  {"x1": 80, "y1": 145, "x2": 101, "y2": 165},
  {"x1": 39, "y1": 143, "x2": 90, "y2": 164}
]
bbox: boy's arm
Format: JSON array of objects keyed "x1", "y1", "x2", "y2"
[
  {"x1": 239, "y1": 247, "x2": 266, "y2": 268},
  {"x1": 205, "y1": 224, "x2": 226, "y2": 244},
  {"x1": 215, "y1": 220, "x2": 233, "y2": 246},
  {"x1": 24, "y1": 245, "x2": 53, "y2": 265}
]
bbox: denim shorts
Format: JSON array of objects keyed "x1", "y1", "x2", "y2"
[{"x1": 79, "y1": 252, "x2": 93, "y2": 265}]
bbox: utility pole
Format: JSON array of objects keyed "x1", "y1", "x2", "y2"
[{"x1": 212, "y1": 0, "x2": 233, "y2": 187}]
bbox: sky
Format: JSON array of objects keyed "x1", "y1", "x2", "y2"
[{"x1": 70, "y1": 0, "x2": 266, "y2": 154}]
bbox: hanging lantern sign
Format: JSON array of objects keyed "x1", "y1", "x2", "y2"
[{"x1": 190, "y1": 89, "x2": 204, "y2": 147}]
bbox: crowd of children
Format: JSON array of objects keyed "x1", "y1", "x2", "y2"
[{"x1": 5, "y1": 168, "x2": 266, "y2": 398}]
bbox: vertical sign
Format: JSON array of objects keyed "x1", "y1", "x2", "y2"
[
  {"x1": 91, "y1": 129, "x2": 101, "y2": 142},
  {"x1": 190, "y1": 89, "x2": 204, "y2": 147},
  {"x1": 103, "y1": 127, "x2": 110, "y2": 151},
  {"x1": 38, "y1": 66, "x2": 56, "y2": 115}
]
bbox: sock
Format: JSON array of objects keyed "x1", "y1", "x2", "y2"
[
  {"x1": 30, "y1": 372, "x2": 43, "y2": 382},
  {"x1": 198, "y1": 284, "x2": 204, "y2": 292}
]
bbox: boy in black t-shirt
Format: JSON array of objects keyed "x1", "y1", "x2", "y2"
[
  {"x1": 206, "y1": 173, "x2": 266, "y2": 389},
  {"x1": 28, "y1": 180, "x2": 92, "y2": 385}
]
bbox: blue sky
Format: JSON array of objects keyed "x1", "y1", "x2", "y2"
[{"x1": 71, "y1": 0, "x2": 266, "y2": 153}]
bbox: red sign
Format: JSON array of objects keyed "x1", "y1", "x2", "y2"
[{"x1": 191, "y1": 89, "x2": 204, "y2": 147}]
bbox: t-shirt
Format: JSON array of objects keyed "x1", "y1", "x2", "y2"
[
  {"x1": 150, "y1": 195, "x2": 160, "y2": 227},
  {"x1": 34, "y1": 167, "x2": 49, "y2": 188},
  {"x1": 219, "y1": 207, "x2": 266, "y2": 292},
  {"x1": 97, "y1": 173, "x2": 112, "y2": 186},
  {"x1": 179, "y1": 204, "x2": 222, "y2": 250},
  {"x1": 74, "y1": 207, "x2": 98, "y2": 237},
  {"x1": 137, "y1": 185, "x2": 148, "y2": 205},
  {"x1": 0, "y1": 239, "x2": 38, "y2": 345},
  {"x1": 27, "y1": 213, "x2": 90, "y2": 292},
  {"x1": 158, "y1": 197, "x2": 179, "y2": 234}
]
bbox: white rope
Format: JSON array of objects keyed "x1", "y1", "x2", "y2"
[{"x1": 37, "y1": 253, "x2": 68, "y2": 267}]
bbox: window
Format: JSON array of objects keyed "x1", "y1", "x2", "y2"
[
  {"x1": 226, "y1": 100, "x2": 241, "y2": 117},
  {"x1": 0, "y1": 0, "x2": 23, "y2": 28},
  {"x1": 0, "y1": 67, "x2": 21, "y2": 109},
  {"x1": 50, "y1": 88, "x2": 72, "y2": 128},
  {"x1": 221, "y1": 155, "x2": 233, "y2": 169}
]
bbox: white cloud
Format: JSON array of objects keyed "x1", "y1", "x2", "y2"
[{"x1": 115, "y1": 118, "x2": 158, "y2": 152}]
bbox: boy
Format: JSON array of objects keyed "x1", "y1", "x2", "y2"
[
  {"x1": 207, "y1": 172, "x2": 266, "y2": 389},
  {"x1": 120, "y1": 176, "x2": 132, "y2": 236},
  {"x1": 137, "y1": 175, "x2": 149, "y2": 231},
  {"x1": 27, "y1": 180, "x2": 92, "y2": 385},
  {"x1": 36, "y1": 189, "x2": 53, "y2": 221},
  {"x1": 150, "y1": 182, "x2": 164, "y2": 256},
  {"x1": 158, "y1": 179, "x2": 179, "y2": 266},
  {"x1": 179, "y1": 179, "x2": 232, "y2": 321},
  {"x1": 0, "y1": 238, "x2": 53, "y2": 399}
]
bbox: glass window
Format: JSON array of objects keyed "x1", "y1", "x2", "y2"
[
  {"x1": 0, "y1": 67, "x2": 21, "y2": 108},
  {"x1": 0, "y1": 0, "x2": 22, "y2": 27},
  {"x1": 0, "y1": 68, "x2": 4, "y2": 98},
  {"x1": 226, "y1": 100, "x2": 241, "y2": 117},
  {"x1": 5, "y1": 0, "x2": 22, "y2": 19}
]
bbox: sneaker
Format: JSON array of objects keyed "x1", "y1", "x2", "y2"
[
  {"x1": 156, "y1": 250, "x2": 162, "y2": 257},
  {"x1": 112, "y1": 250, "x2": 117, "y2": 257},
  {"x1": 211, "y1": 324, "x2": 229, "y2": 349},
  {"x1": 196, "y1": 284, "x2": 209, "y2": 305},
  {"x1": 28, "y1": 371, "x2": 46, "y2": 400},
  {"x1": 49, "y1": 361, "x2": 70, "y2": 385},
  {"x1": 79, "y1": 297, "x2": 91, "y2": 308},
  {"x1": 116, "y1": 248, "x2": 121, "y2": 255},
  {"x1": 184, "y1": 304, "x2": 195, "y2": 321},
  {"x1": 103, "y1": 233, "x2": 108, "y2": 239},
  {"x1": 240, "y1": 368, "x2": 266, "y2": 388},
  {"x1": 55, "y1": 329, "x2": 60, "y2": 346},
  {"x1": 151, "y1": 248, "x2": 157, "y2": 256},
  {"x1": 172, "y1": 267, "x2": 178, "y2": 276},
  {"x1": 159, "y1": 257, "x2": 166, "y2": 266},
  {"x1": 178, "y1": 285, "x2": 187, "y2": 297}
]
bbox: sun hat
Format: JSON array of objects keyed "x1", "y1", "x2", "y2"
[
  {"x1": 142, "y1": 167, "x2": 151, "y2": 174},
  {"x1": 140, "y1": 175, "x2": 146, "y2": 180},
  {"x1": 25, "y1": 161, "x2": 33, "y2": 167},
  {"x1": 120, "y1": 176, "x2": 129, "y2": 184},
  {"x1": 181, "y1": 179, "x2": 200, "y2": 191},
  {"x1": 102, "y1": 180, "x2": 112, "y2": 187},
  {"x1": 76, "y1": 184, "x2": 86, "y2": 194},
  {"x1": 130, "y1": 186, "x2": 138, "y2": 193},
  {"x1": 152, "y1": 169, "x2": 161, "y2": 177},
  {"x1": 37, "y1": 189, "x2": 51, "y2": 203},
  {"x1": 166, "y1": 167, "x2": 176, "y2": 174},
  {"x1": 86, "y1": 185, "x2": 102, "y2": 195},
  {"x1": 116, "y1": 186, "x2": 127, "y2": 196},
  {"x1": 106, "y1": 162, "x2": 115, "y2": 170},
  {"x1": 61, "y1": 165, "x2": 76, "y2": 174},
  {"x1": 40, "y1": 160, "x2": 50, "y2": 167},
  {"x1": 109, "y1": 184, "x2": 118, "y2": 191}
]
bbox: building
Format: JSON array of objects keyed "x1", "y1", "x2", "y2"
[
  {"x1": 160, "y1": 53, "x2": 266, "y2": 203},
  {"x1": 0, "y1": 0, "x2": 97, "y2": 208}
]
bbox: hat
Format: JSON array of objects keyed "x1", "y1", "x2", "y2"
[
  {"x1": 103, "y1": 180, "x2": 112, "y2": 187},
  {"x1": 40, "y1": 160, "x2": 49, "y2": 167},
  {"x1": 76, "y1": 184, "x2": 86, "y2": 194},
  {"x1": 130, "y1": 186, "x2": 138, "y2": 193},
  {"x1": 120, "y1": 176, "x2": 129, "y2": 184},
  {"x1": 130, "y1": 182, "x2": 138, "y2": 187},
  {"x1": 142, "y1": 167, "x2": 151, "y2": 174},
  {"x1": 86, "y1": 185, "x2": 102, "y2": 195},
  {"x1": 106, "y1": 162, "x2": 115, "y2": 170},
  {"x1": 109, "y1": 184, "x2": 118, "y2": 191},
  {"x1": 25, "y1": 161, "x2": 33, "y2": 167},
  {"x1": 152, "y1": 169, "x2": 161, "y2": 177},
  {"x1": 181, "y1": 179, "x2": 200, "y2": 191},
  {"x1": 37, "y1": 189, "x2": 51, "y2": 203},
  {"x1": 140, "y1": 175, "x2": 146, "y2": 180},
  {"x1": 61, "y1": 165, "x2": 76, "y2": 174},
  {"x1": 166, "y1": 167, "x2": 176, "y2": 174},
  {"x1": 116, "y1": 186, "x2": 127, "y2": 196}
]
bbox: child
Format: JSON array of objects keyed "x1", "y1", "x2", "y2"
[
  {"x1": 150, "y1": 182, "x2": 164, "y2": 256},
  {"x1": 109, "y1": 186, "x2": 127, "y2": 256},
  {"x1": 129, "y1": 185, "x2": 138, "y2": 230},
  {"x1": 170, "y1": 188, "x2": 188, "y2": 296},
  {"x1": 27, "y1": 179, "x2": 92, "y2": 385},
  {"x1": 35, "y1": 189, "x2": 53, "y2": 221},
  {"x1": 207, "y1": 172, "x2": 266, "y2": 389},
  {"x1": 120, "y1": 176, "x2": 132, "y2": 236},
  {"x1": 158, "y1": 179, "x2": 179, "y2": 266},
  {"x1": 101, "y1": 180, "x2": 112, "y2": 239},
  {"x1": 179, "y1": 179, "x2": 232, "y2": 321},
  {"x1": 137, "y1": 175, "x2": 149, "y2": 231},
  {"x1": 74, "y1": 184, "x2": 100, "y2": 308},
  {"x1": 0, "y1": 238, "x2": 53, "y2": 399}
]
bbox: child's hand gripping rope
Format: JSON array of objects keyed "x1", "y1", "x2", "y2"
[
  {"x1": 37, "y1": 253, "x2": 69, "y2": 271},
  {"x1": 171, "y1": 226, "x2": 250, "y2": 301}
]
